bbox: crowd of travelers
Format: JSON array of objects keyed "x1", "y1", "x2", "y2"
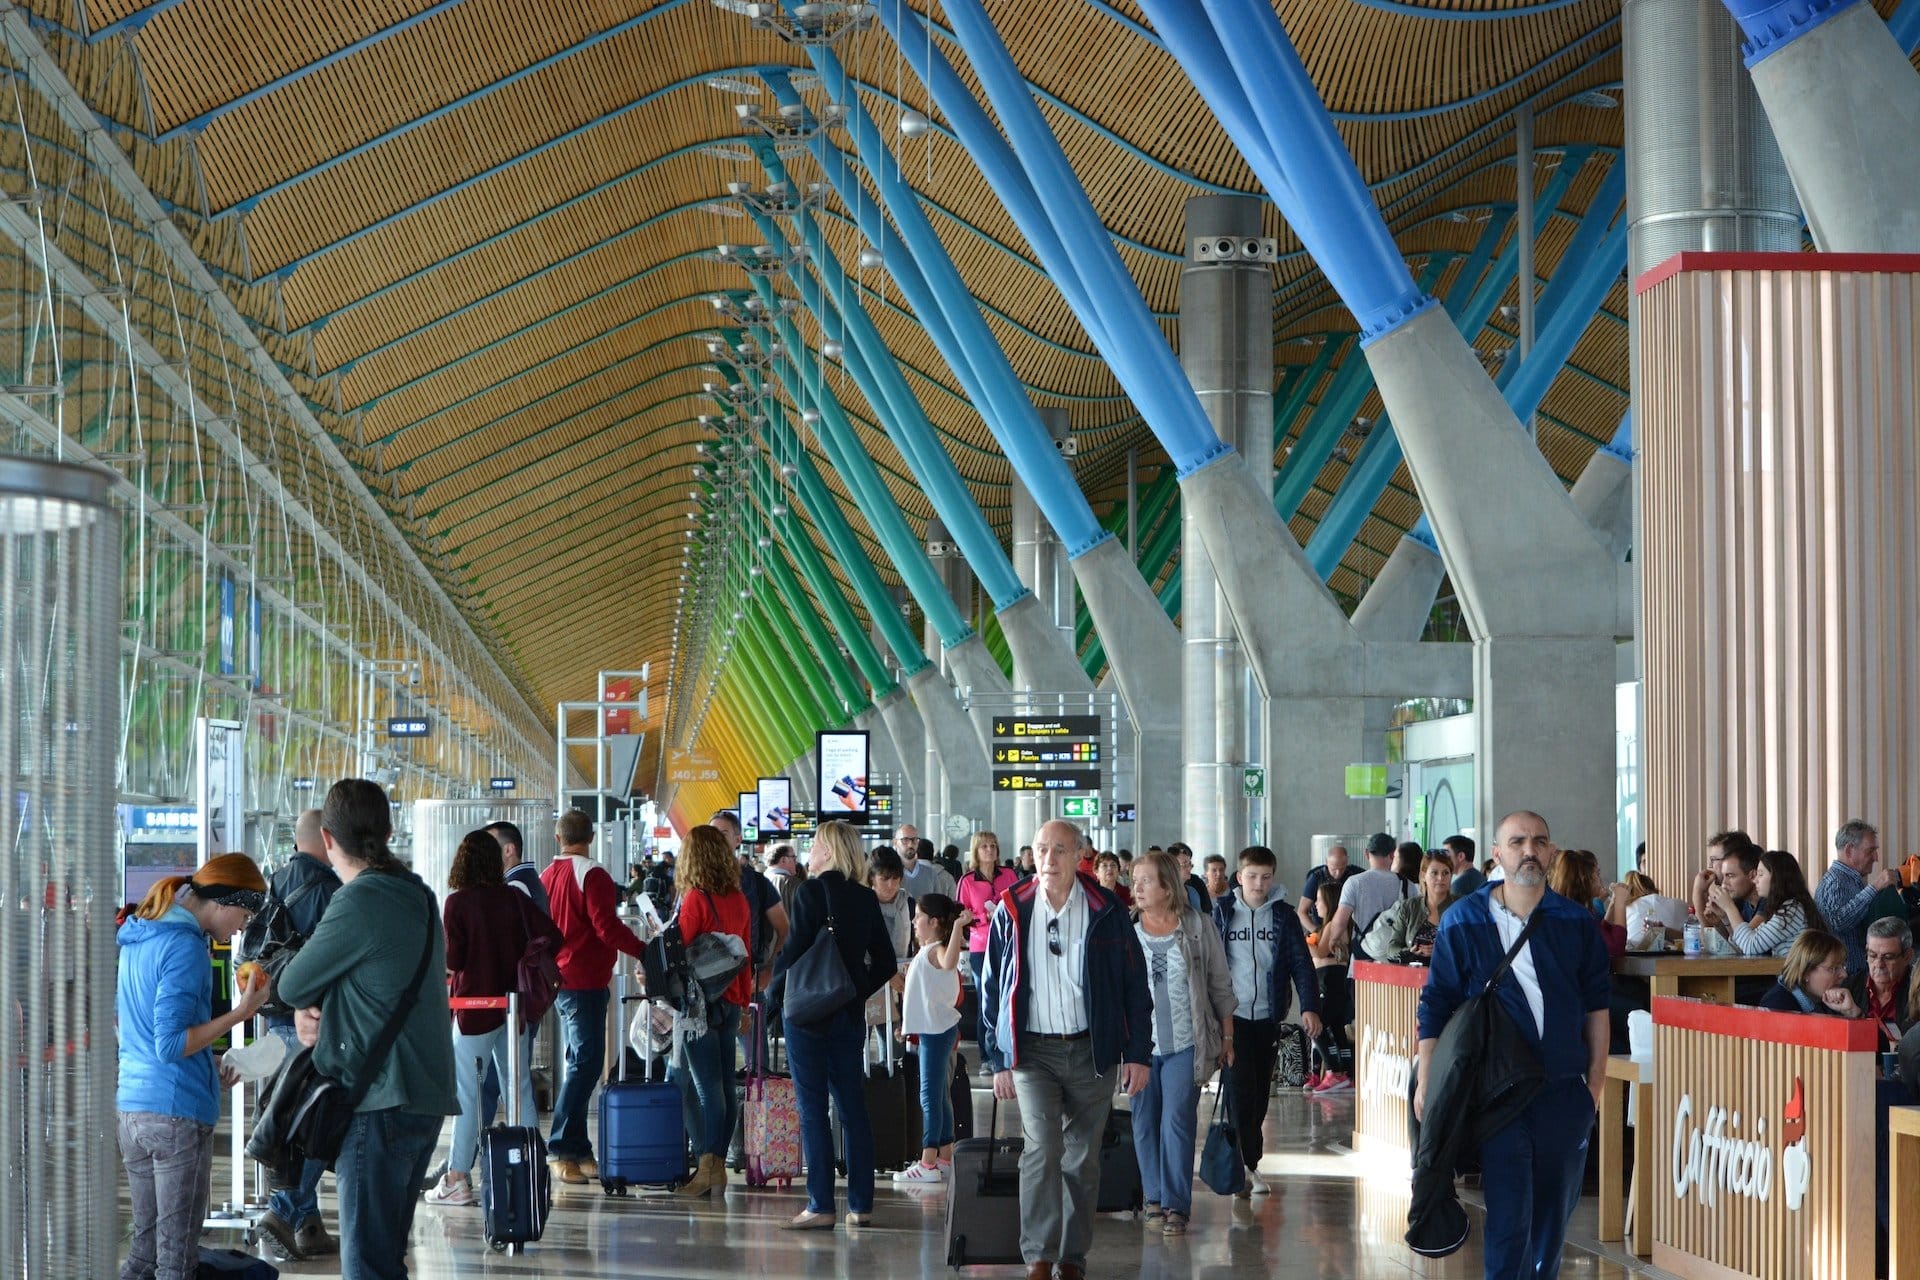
[{"x1": 115, "y1": 777, "x2": 1920, "y2": 1280}]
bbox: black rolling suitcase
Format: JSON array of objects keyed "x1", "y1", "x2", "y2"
[
  {"x1": 945, "y1": 1100, "x2": 1025, "y2": 1267},
  {"x1": 865, "y1": 997, "x2": 921, "y2": 1172},
  {"x1": 1095, "y1": 1106, "x2": 1144, "y2": 1213},
  {"x1": 470, "y1": 994, "x2": 552, "y2": 1254},
  {"x1": 950, "y1": 1049, "x2": 974, "y2": 1142}
]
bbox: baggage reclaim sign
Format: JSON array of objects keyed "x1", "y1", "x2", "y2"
[{"x1": 992, "y1": 715, "x2": 1102, "y2": 792}]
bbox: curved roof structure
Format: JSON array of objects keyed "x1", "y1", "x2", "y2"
[{"x1": 17, "y1": 0, "x2": 1711, "y2": 808}]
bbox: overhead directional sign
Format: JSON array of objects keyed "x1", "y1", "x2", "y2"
[
  {"x1": 387, "y1": 716, "x2": 431, "y2": 738},
  {"x1": 993, "y1": 743, "x2": 1100, "y2": 765},
  {"x1": 994, "y1": 771, "x2": 1103, "y2": 792},
  {"x1": 991, "y1": 715, "x2": 1101, "y2": 740}
]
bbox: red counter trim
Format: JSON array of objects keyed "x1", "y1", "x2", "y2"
[
  {"x1": 1652, "y1": 995, "x2": 1878, "y2": 1052},
  {"x1": 1635, "y1": 251, "x2": 1920, "y2": 296},
  {"x1": 1351, "y1": 959, "x2": 1429, "y2": 990}
]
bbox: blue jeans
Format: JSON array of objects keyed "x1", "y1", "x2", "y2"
[
  {"x1": 673, "y1": 999, "x2": 742, "y2": 1157},
  {"x1": 1478, "y1": 1078, "x2": 1594, "y2": 1280},
  {"x1": 1134, "y1": 1046, "x2": 1199, "y2": 1216},
  {"x1": 549, "y1": 987, "x2": 609, "y2": 1161},
  {"x1": 337, "y1": 1108, "x2": 441, "y2": 1280},
  {"x1": 785, "y1": 1004, "x2": 874, "y2": 1215},
  {"x1": 264, "y1": 1020, "x2": 324, "y2": 1224},
  {"x1": 450, "y1": 1022, "x2": 537, "y2": 1174},
  {"x1": 916, "y1": 1026, "x2": 959, "y2": 1150}
]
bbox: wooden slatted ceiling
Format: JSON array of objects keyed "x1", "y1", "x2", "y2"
[{"x1": 17, "y1": 0, "x2": 1669, "y2": 716}]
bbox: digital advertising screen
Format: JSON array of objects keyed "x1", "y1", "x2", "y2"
[
  {"x1": 815, "y1": 730, "x2": 870, "y2": 821},
  {"x1": 737, "y1": 791, "x2": 760, "y2": 844},
  {"x1": 757, "y1": 777, "x2": 792, "y2": 836}
]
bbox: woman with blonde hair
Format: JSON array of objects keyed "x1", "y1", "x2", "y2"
[
  {"x1": 117, "y1": 853, "x2": 271, "y2": 1279},
  {"x1": 669, "y1": 824, "x2": 752, "y2": 1198},
  {"x1": 771, "y1": 820, "x2": 898, "y2": 1229},
  {"x1": 1129, "y1": 851, "x2": 1236, "y2": 1237},
  {"x1": 1758, "y1": 929, "x2": 1859, "y2": 1016}
]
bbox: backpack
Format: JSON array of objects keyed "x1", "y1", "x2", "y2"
[{"x1": 235, "y1": 876, "x2": 326, "y2": 1016}]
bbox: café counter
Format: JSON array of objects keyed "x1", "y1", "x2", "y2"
[
  {"x1": 1652, "y1": 995, "x2": 1876, "y2": 1280},
  {"x1": 1350, "y1": 960, "x2": 1424, "y2": 1157}
]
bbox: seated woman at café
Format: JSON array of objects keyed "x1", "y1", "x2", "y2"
[
  {"x1": 1756, "y1": 929, "x2": 1861, "y2": 1016},
  {"x1": 1549, "y1": 847, "x2": 1627, "y2": 959},
  {"x1": 1713, "y1": 849, "x2": 1825, "y2": 957},
  {"x1": 1361, "y1": 852, "x2": 1455, "y2": 963},
  {"x1": 1622, "y1": 871, "x2": 1690, "y2": 948}
]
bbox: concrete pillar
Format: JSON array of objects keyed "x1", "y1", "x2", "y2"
[
  {"x1": 1723, "y1": 2, "x2": 1920, "y2": 253},
  {"x1": 925, "y1": 516, "x2": 1014, "y2": 841},
  {"x1": 870, "y1": 690, "x2": 920, "y2": 823},
  {"x1": 1070, "y1": 537, "x2": 1186, "y2": 849},
  {"x1": 1179, "y1": 194, "x2": 1267, "y2": 861}
]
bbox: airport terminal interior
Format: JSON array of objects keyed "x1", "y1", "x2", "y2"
[{"x1": 7, "y1": 0, "x2": 1920, "y2": 1276}]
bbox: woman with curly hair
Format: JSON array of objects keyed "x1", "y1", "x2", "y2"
[{"x1": 669, "y1": 824, "x2": 752, "y2": 1199}]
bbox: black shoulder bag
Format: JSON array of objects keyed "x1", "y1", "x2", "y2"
[
  {"x1": 781, "y1": 879, "x2": 859, "y2": 1028},
  {"x1": 248, "y1": 885, "x2": 437, "y2": 1178}
]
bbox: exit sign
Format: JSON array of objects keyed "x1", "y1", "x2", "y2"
[{"x1": 1062, "y1": 796, "x2": 1101, "y2": 819}]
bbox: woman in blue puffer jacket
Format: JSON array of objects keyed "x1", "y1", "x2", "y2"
[{"x1": 116, "y1": 852, "x2": 271, "y2": 1280}]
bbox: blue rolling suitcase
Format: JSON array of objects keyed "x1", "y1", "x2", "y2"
[
  {"x1": 473, "y1": 994, "x2": 551, "y2": 1254},
  {"x1": 599, "y1": 984, "x2": 687, "y2": 1195}
]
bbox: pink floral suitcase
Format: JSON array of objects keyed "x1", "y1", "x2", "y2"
[{"x1": 744, "y1": 1003, "x2": 802, "y2": 1187}]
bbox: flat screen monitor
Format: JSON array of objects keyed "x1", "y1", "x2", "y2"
[
  {"x1": 815, "y1": 730, "x2": 870, "y2": 821},
  {"x1": 737, "y1": 791, "x2": 760, "y2": 844},
  {"x1": 757, "y1": 777, "x2": 791, "y2": 836}
]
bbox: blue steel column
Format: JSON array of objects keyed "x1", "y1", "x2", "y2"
[
  {"x1": 760, "y1": 61, "x2": 1187, "y2": 844},
  {"x1": 1157, "y1": 0, "x2": 1619, "y2": 846},
  {"x1": 922, "y1": 0, "x2": 1468, "y2": 871}
]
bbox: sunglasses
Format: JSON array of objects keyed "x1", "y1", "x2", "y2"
[{"x1": 1047, "y1": 916, "x2": 1062, "y2": 958}]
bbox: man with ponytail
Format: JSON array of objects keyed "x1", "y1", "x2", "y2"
[
  {"x1": 117, "y1": 852, "x2": 272, "y2": 1280},
  {"x1": 278, "y1": 779, "x2": 457, "y2": 1280}
]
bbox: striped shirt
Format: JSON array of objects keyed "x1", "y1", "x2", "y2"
[
  {"x1": 1026, "y1": 879, "x2": 1089, "y2": 1035},
  {"x1": 1727, "y1": 898, "x2": 1809, "y2": 958}
]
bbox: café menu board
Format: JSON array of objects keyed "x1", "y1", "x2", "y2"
[
  {"x1": 757, "y1": 777, "x2": 792, "y2": 836},
  {"x1": 815, "y1": 729, "x2": 870, "y2": 820}
]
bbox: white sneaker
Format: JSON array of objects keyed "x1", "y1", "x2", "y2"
[
  {"x1": 423, "y1": 1175, "x2": 475, "y2": 1206},
  {"x1": 892, "y1": 1161, "x2": 945, "y2": 1185},
  {"x1": 1249, "y1": 1172, "x2": 1270, "y2": 1195}
]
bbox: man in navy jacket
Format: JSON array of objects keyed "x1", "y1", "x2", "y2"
[
  {"x1": 1415, "y1": 811, "x2": 1609, "y2": 1280},
  {"x1": 981, "y1": 819, "x2": 1151, "y2": 1280}
]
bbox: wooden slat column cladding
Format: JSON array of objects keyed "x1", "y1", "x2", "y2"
[
  {"x1": 1637, "y1": 253, "x2": 1920, "y2": 897},
  {"x1": 1651, "y1": 996, "x2": 1875, "y2": 1279},
  {"x1": 1350, "y1": 960, "x2": 1424, "y2": 1159}
]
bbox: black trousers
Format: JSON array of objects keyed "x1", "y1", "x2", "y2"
[
  {"x1": 1230, "y1": 1017, "x2": 1279, "y2": 1171},
  {"x1": 1316, "y1": 965, "x2": 1352, "y2": 1064}
]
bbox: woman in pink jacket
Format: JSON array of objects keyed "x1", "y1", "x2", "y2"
[{"x1": 954, "y1": 831, "x2": 1017, "y2": 999}]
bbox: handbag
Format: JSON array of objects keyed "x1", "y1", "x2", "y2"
[
  {"x1": 247, "y1": 885, "x2": 437, "y2": 1179},
  {"x1": 196, "y1": 1246, "x2": 278, "y2": 1278},
  {"x1": 513, "y1": 896, "x2": 562, "y2": 1029},
  {"x1": 781, "y1": 882, "x2": 859, "y2": 1028},
  {"x1": 1199, "y1": 1068, "x2": 1246, "y2": 1195}
]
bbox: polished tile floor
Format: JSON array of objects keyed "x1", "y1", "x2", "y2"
[{"x1": 175, "y1": 1079, "x2": 1662, "y2": 1279}]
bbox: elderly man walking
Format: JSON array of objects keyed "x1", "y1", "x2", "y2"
[{"x1": 980, "y1": 819, "x2": 1152, "y2": 1280}]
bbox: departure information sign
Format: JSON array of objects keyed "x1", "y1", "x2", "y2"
[
  {"x1": 991, "y1": 714, "x2": 1102, "y2": 792},
  {"x1": 387, "y1": 717, "x2": 431, "y2": 738}
]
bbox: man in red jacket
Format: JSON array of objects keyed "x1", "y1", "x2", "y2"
[{"x1": 539, "y1": 809, "x2": 644, "y2": 1184}]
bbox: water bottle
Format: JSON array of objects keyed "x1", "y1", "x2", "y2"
[{"x1": 1683, "y1": 908, "x2": 1702, "y2": 957}]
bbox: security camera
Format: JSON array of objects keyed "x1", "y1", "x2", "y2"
[{"x1": 409, "y1": 662, "x2": 422, "y2": 685}]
